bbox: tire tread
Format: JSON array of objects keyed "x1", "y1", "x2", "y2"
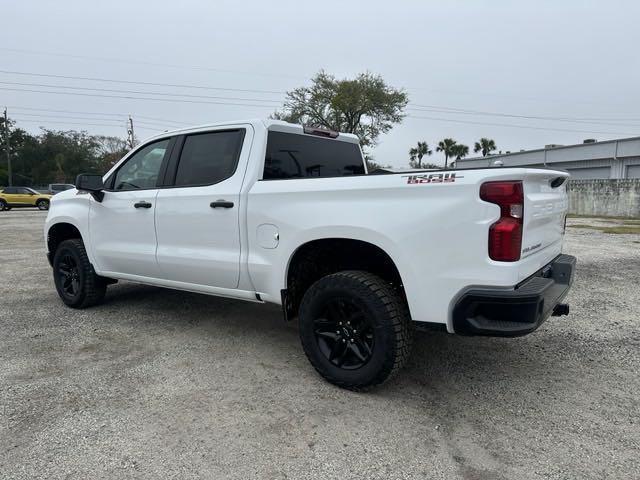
[
  {"x1": 299, "y1": 270, "x2": 412, "y2": 390},
  {"x1": 55, "y1": 239, "x2": 106, "y2": 309}
]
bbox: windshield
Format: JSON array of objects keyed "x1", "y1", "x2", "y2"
[{"x1": 26, "y1": 188, "x2": 39, "y2": 194}]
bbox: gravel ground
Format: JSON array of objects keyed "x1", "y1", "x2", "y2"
[{"x1": 1, "y1": 210, "x2": 638, "y2": 479}]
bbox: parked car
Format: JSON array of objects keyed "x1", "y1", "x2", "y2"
[
  {"x1": 0, "y1": 186, "x2": 52, "y2": 210},
  {"x1": 48, "y1": 183, "x2": 75, "y2": 195},
  {"x1": 44, "y1": 119, "x2": 576, "y2": 390}
]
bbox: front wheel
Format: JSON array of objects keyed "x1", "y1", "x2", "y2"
[
  {"x1": 36, "y1": 199, "x2": 49, "y2": 210},
  {"x1": 53, "y1": 239, "x2": 107, "y2": 308},
  {"x1": 298, "y1": 270, "x2": 412, "y2": 390}
]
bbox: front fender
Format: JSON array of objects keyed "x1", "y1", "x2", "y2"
[{"x1": 44, "y1": 192, "x2": 94, "y2": 265}]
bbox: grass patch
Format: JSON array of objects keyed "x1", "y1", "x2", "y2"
[
  {"x1": 568, "y1": 214, "x2": 640, "y2": 220},
  {"x1": 569, "y1": 224, "x2": 640, "y2": 234}
]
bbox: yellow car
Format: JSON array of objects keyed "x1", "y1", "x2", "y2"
[{"x1": 0, "y1": 186, "x2": 53, "y2": 211}]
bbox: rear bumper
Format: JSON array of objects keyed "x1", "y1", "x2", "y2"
[{"x1": 452, "y1": 254, "x2": 576, "y2": 337}]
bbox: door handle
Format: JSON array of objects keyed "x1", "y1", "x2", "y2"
[
  {"x1": 134, "y1": 201, "x2": 152, "y2": 209},
  {"x1": 210, "y1": 200, "x2": 234, "y2": 209}
]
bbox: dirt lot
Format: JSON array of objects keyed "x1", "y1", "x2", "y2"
[{"x1": 1, "y1": 210, "x2": 638, "y2": 479}]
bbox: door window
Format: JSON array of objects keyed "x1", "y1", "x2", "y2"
[
  {"x1": 113, "y1": 139, "x2": 170, "y2": 191},
  {"x1": 174, "y1": 130, "x2": 244, "y2": 187}
]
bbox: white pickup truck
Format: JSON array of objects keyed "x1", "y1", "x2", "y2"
[{"x1": 45, "y1": 119, "x2": 576, "y2": 389}]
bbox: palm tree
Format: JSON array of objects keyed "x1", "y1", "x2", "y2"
[
  {"x1": 452, "y1": 144, "x2": 469, "y2": 161},
  {"x1": 436, "y1": 138, "x2": 458, "y2": 168},
  {"x1": 408, "y1": 141, "x2": 432, "y2": 169},
  {"x1": 474, "y1": 138, "x2": 497, "y2": 157}
]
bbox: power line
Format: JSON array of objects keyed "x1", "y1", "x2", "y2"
[
  {"x1": 408, "y1": 105, "x2": 640, "y2": 127},
  {"x1": 10, "y1": 117, "x2": 148, "y2": 129},
  {"x1": 9, "y1": 111, "x2": 126, "y2": 123},
  {"x1": 132, "y1": 114, "x2": 192, "y2": 125},
  {"x1": 0, "y1": 47, "x2": 306, "y2": 80},
  {"x1": 0, "y1": 69, "x2": 286, "y2": 95},
  {"x1": 6, "y1": 68, "x2": 639, "y2": 127},
  {"x1": 406, "y1": 114, "x2": 638, "y2": 136},
  {"x1": 0, "y1": 80, "x2": 283, "y2": 104},
  {"x1": 10, "y1": 112, "x2": 180, "y2": 130},
  {"x1": 6, "y1": 106, "x2": 190, "y2": 127},
  {"x1": 0, "y1": 86, "x2": 280, "y2": 109},
  {"x1": 7, "y1": 105, "x2": 125, "y2": 117}
]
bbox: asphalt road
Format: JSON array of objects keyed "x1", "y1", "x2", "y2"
[{"x1": 1, "y1": 210, "x2": 638, "y2": 479}]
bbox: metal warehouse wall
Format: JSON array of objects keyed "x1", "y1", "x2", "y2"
[
  {"x1": 567, "y1": 179, "x2": 640, "y2": 218},
  {"x1": 456, "y1": 136, "x2": 640, "y2": 179}
]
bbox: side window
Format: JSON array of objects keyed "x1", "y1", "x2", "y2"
[
  {"x1": 174, "y1": 130, "x2": 244, "y2": 187},
  {"x1": 18, "y1": 188, "x2": 32, "y2": 194},
  {"x1": 113, "y1": 139, "x2": 170, "y2": 191},
  {"x1": 4, "y1": 187, "x2": 17, "y2": 194}
]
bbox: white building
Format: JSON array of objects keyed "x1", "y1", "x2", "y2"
[{"x1": 456, "y1": 136, "x2": 640, "y2": 179}]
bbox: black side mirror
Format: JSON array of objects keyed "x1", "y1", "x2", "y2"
[{"x1": 75, "y1": 174, "x2": 105, "y2": 202}]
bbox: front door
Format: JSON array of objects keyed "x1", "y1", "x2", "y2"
[
  {"x1": 155, "y1": 127, "x2": 250, "y2": 288},
  {"x1": 89, "y1": 138, "x2": 172, "y2": 279}
]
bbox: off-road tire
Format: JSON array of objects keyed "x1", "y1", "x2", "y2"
[
  {"x1": 298, "y1": 270, "x2": 412, "y2": 390},
  {"x1": 53, "y1": 239, "x2": 107, "y2": 308}
]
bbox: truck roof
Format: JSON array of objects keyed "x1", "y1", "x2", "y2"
[{"x1": 142, "y1": 119, "x2": 360, "y2": 144}]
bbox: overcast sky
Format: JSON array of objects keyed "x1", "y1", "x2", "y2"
[{"x1": 2, "y1": 0, "x2": 639, "y2": 168}]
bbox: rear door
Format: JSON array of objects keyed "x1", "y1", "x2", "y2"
[
  {"x1": 521, "y1": 170, "x2": 570, "y2": 261},
  {"x1": 13, "y1": 188, "x2": 34, "y2": 205},
  {"x1": 155, "y1": 126, "x2": 252, "y2": 288}
]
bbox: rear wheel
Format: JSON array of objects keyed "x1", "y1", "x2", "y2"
[
  {"x1": 298, "y1": 270, "x2": 412, "y2": 390},
  {"x1": 36, "y1": 199, "x2": 49, "y2": 210},
  {"x1": 53, "y1": 239, "x2": 107, "y2": 308},
  {"x1": 0, "y1": 199, "x2": 7, "y2": 211}
]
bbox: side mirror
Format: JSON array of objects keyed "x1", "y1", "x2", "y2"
[{"x1": 75, "y1": 174, "x2": 105, "y2": 202}]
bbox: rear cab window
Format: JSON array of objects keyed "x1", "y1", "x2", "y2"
[{"x1": 263, "y1": 131, "x2": 365, "y2": 180}]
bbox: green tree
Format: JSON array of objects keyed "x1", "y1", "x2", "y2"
[
  {"x1": 365, "y1": 159, "x2": 391, "y2": 172},
  {"x1": 273, "y1": 70, "x2": 408, "y2": 149},
  {"x1": 436, "y1": 138, "x2": 458, "y2": 168},
  {"x1": 408, "y1": 141, "x2": 432, "y2": 169},
  {"x1": 95, "y1": 135, "x2": 129, "y2": 173},
  {"x1": 0, "y1": 116, "x2": 37, "y2": 186},
  {"x1": 451, "y1": 143, "x2": 469, "y2": 161},
  {"x1": 474, "y1": 138, "x2": 497, "y2": 157}
]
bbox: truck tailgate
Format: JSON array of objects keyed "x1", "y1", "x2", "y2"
[{"x1": 521, "y1": 170, "x2": 570, "y2": 261}]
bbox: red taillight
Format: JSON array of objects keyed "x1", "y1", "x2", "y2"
[{"x1": 480, "y1": 181, "x2": 524, "y2": 262}]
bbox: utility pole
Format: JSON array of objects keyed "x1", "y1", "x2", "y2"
[
  {"x1": 3, "y1": 107, "x2": 11, "y2": 186},
  {"x1": 127, "y1": 115, "x2": 135, "y2": 150}
]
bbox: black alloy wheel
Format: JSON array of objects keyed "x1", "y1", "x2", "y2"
[
  {"x1": 57, "y1": 253, "x2": 81, "y2": 300},
  {"x1": 313, "y1": 297, "x2": 375, "y2": 370}
]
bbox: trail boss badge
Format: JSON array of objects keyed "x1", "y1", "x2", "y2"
[{"x1": 402, "y1": 172, "x2": 462, "y2": 184}]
